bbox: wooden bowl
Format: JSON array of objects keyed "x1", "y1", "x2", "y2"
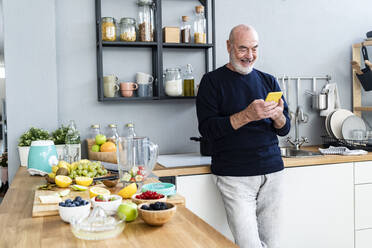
[
  {"x1": 131, "y1": 193, "x2": 167, "y2": 205},
  {"x1": 137, "y1": 202, "x2": 176, "y2": 226}
]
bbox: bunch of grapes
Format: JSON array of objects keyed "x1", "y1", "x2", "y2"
[{"x1": 68, "y1": 160, "x2": 108, "y2": 179}]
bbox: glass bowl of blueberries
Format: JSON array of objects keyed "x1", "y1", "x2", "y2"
[
  {"x1": 58, "y1": 196, "x2": 91, "y2": 223},
  {"x1": 137, "y1": 201, "x2": 176, "y2": 226}
]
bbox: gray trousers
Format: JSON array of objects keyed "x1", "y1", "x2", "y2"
[{"x1": 213, "y1": 170, "x2": 284, "y2": 248}]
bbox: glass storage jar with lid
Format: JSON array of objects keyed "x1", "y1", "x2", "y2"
[
  {"x1": 164, "y1": 68, "x2": 183, "y2": 97},
  {"x1": 101, "y1": 17, "x2": 116, "y2": 41},
  {"x1": 119, "y1": 18, "x2": 136, "y2": 42},
  {"x1": 137, "y1": 0, "x2": 154, "y2": 42}
]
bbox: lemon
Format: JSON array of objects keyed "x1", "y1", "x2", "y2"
[
  {"x1": 118, "y1": 183, "x2": 137, "y2": 199},
  {"x1": 89, "y1": 186, "x2": 111, "y2": 199},
  {"x1": 57, "y1": 161, "x2": 71, "y2": 173},
  {"x1": 55, "y1": 175, "x2": 72, "y2": 188},
  {"x1": 71, "y1": 162, "x2": 78, "y2": 171},
  {"x1": 51, "y1": 166, "x2": 59, "y2": 173},
  {"x1": 75, "y1": 176, "x2": 93, "y2": 187},
  {"x1": 71, "y1": 185, "x2": 88, "y2": 191}
]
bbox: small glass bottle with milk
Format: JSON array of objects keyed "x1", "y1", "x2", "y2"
[{"x1": 164, "y1": 68, "x2": 183, "y2": 97}]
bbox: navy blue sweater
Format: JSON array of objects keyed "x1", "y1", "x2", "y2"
[{"x1": 196, "y1": 65, "x2": 291, "y2": 176}]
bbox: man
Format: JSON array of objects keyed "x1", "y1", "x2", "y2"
[{"x1": 196, "y1": 24, "x2": 290, "y2": 248}]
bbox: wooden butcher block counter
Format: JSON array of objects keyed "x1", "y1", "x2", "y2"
[
  {"x1": 0, "y1": 167, "x2": 237, "y2": 248},
  {"x1": 153, "y1": 146, "x2": 372, "y2": 177}
]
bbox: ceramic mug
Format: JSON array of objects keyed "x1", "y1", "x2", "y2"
[
  {"x1": 138, "y1": 84, "x2": 152, "y2": 97},
  {"x1": 103, "y1": 75, "x2": 119, "y2": 97},
  {"x1": 136, "y1": 72, "x2": 154, "y2": 85},
  {"x1": 120, "y1": 82, "x2": 138, "y2": 97}
]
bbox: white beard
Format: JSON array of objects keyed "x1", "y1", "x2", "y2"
[{"x1": 229, "y1": 52, "x2": 254, "y2": 75}]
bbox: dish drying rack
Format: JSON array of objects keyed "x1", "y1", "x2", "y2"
[{"x1": 321, "y1": 135, "x2": 372, "y2": 151}]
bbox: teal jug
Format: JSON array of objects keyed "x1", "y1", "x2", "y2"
[{"x1": 27, "y1": 140, "x2": 58, "y2": 176}]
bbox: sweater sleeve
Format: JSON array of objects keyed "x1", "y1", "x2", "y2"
[
  {"x1": 196, "y1": 74, "x2": 235, "y2": 141},
  {"x1": 271, "y1": 78, "x2": 291, "y2": 136}
]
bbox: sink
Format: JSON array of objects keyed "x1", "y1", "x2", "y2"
[{"x1": 280, "y1": 147, "x2": 323, "y2": 158}]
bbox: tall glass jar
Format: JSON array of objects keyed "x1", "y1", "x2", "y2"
[
  {"x1": 164, "y1": 68, "x2": 183, "y2": 97},
  {"x1": 90, "y1": 124, "x2": 101, "y2": 139},
  {"x1": 101, "y1": 17, "x2": 116, "y2": 41},
  {"x1": 137, "y1": 0, "x2": 154, "y2": 42},
  {"x1": 107, "y1": 124, "x2": 120, "y2": 144},
  {"x1": 181, "y1": 16, "x2": 191, "y2": 43},
  {"x1": 193, "y1": 6, "x2": 206, "y2": 44},
  {"x1": 119, "y1": 18, "x2": 136, "y2": 42}
]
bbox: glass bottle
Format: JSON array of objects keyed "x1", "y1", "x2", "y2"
[
  {"x1": 119, "y1": 18, "x2": 136, "y2": 42},
  {"x1": 64, "y1": 120, "x2": 81, "y2": 163},
  {"x1": 193, "y1": 5, "x2": 206, "y2": 44},
  {"x1": 137, "y1": 0, "x2": 154, "y2": 42},
  {"x1": 125, "y1": 122, "x2": 137, "y2": 138},
  {"x1": 183, "y1": 64, "x2": 195, "y2": 96},
  {"x1": 90, "y1": 124, "x2": 101, "y2": 139},
  {"x1": 101, "y1": 17, "x2": 116, "y2": 41},
  {"x1": 164, "y1": 68, "x2": 183, "y2": 97},
  {"x1": 107, "y1": 124, "x2": 120, "y2": 144},
  {"x1": 181, "y1": 16, "x2": 191, "y2": 43}
]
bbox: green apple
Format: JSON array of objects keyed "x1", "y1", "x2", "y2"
[
  {"x1": 117, "y1": 202, "x2": 138, "y2": 222},
  {"x1": 91, "y1": 144, "x2": 100, "y2": 152},
  {"x1": 95, "y1": 134, "x2": 107, "y2": 145}
]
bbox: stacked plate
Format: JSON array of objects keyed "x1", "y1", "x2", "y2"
[{"x1": 325, "y1": 109, "x2": 367, "y2": 141}]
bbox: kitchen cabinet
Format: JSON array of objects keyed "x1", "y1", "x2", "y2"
[
  {"x1": 355, "y1": 229, "x2": 372, "y2": 248},
  {"x1": 95, "y1": 0, "x2": 216, "y2": 102},
  {"x1": 176, "y1": 163, "x2": 354, "y2": 248}
]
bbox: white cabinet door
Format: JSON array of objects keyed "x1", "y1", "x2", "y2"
[
  {"x1": 356, "y1": 229, "x2": 372, "y2": 248},
  {"x1": 176, "y1": 174, "x2": 234, "y2": 242},
  {"x1": 281, "y1": 163, "x2": 354, "y2": 248},
  {"x1": 354, "y1": 161, "x2": 372, "y2": 184},
  {"x1": 355, "y1": 184, "x2": 372, "y2": 230}
]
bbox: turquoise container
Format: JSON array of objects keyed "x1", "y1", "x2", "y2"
[{"x1": 27, "y1": 140, "x2": 58, "y2": 175}]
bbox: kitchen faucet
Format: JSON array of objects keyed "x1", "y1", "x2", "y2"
[{"x1": 286, "y1": 106, "x2": 309, "y2": 150}]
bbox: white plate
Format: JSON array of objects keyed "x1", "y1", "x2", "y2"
[
  {"x1": 325, "y1": 111, "x2": 335, "y2": 137},
  {"x1": 329, "y1": 109, "x2": 354, "y2": 139},
  {"x1": 341, "y1": 115, "x2": 367, "y2": 140}
]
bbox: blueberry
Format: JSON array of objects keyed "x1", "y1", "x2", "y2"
[
  {"x1": 70, "y1": 203, "x2": 76, "y2": 207},
  {"x1": 141, "y1": 205, "x2": 150, "y2": 210},
  {"x1": 74, "y1": 196, "x2": 82, "y2": 202},
  {"x1": 59, "y1": 202, "x2": 65, "y2": 207},
  {"x1": 67, "y1": 203, "x2": 72, "y2": 207},
  {"x1": 74, "y1": 202, "x2": 80, "y2": 207},
  {"x1": 65, "y1": 199, "x2": 72, "y2": 204},
  {"x1": 83, "y1": 200, "x2": 88, "y2": 205}
]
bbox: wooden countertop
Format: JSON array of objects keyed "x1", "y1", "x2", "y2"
[
  {"x1": 153, "y1": 146, "x2": 372, "y2": 177},
  {"x1": 0, "y1": 167, "x2": 237, "y2": 248}
]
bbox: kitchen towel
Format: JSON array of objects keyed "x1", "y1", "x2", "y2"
[{"x1": 318, "y1": 146, "x2": 368, "y2": 156}]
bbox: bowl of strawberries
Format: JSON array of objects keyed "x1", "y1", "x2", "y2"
[{"x1": 131, "y1": 190, "x2": 167, "y2": 205}]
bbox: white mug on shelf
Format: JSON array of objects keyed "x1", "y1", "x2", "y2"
[
  {"x1": 103, "y1": 75, "x2": 119, "y2": 97},
  {"x1": 136, "y1": 72, "x2": 154, "y2": 85}
]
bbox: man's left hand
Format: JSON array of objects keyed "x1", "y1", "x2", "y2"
[{"x1": 270, "y1": 99, "x2": 286, "y2": 129}]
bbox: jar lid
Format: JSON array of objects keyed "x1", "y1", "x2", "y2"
[
  {"x1": 108, "y1": 124, "x2": 117, "y2": 128},
  {"x1": 91, "y1": 124, "x2": 100, "y2": 128},
  {"x1": 195, "y1": 5, "x2": 204, "y2": 13},
  {"x1": 126, "y1": 123, "x2": 134, "y2": 128},
  {"x1": 166, "y1": 67, "x2": 181, "y2": 72},
  {"x1": 137, "y1": 0, "x2": 153, "y2": 6},
  {"x1": 102, "y1": 17, "x2": 115, "y2": 23},
  {"x1": 120, "y1": 17, "x2": 136, "y2": 25}
]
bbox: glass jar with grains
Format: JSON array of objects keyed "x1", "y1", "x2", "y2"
[
  {"x1": 137, "y1": 0, "x2": 154, "y2": 42},
  {"x1": 119, "y1": 18, "x2": 136, "y2": 42},
  {"x1": 101, "y1": 17, "x2": 116, "y2": 41}
]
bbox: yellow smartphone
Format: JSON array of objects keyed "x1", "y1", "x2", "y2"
[{"x1": 265, "y1": 91, "x2": 283, "y2": 103}]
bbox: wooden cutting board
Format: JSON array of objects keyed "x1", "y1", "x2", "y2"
[{"x1": 32, "y1": 187, "x2": 90, "y2": 217}]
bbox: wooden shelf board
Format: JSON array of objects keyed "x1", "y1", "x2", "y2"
[{"x1": 354, "y1": 106, "x2": 372, "y2": 111}]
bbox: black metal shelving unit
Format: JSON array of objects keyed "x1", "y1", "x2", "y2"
[{"x1": 95, "y1": 0, "x2": 216, "y2": 102}]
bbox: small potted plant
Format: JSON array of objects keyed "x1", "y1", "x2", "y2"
[{"x1": 18, "y1": 127, "x2": 51, "y2": 167}]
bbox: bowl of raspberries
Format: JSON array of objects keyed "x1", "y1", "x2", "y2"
[
  {"x1": 137, "y1": 202, "x2": 176, "y2": 226},
  {"x1": 131, "y1": 190, "x2": 167, "y2": 205}
]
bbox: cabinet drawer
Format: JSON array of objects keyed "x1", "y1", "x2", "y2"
[
  {"x1": 355, "y1": 184, "x2": 372, "y2": 229},
  {"x1": 355, "y1": 161, "x2": 372, "y2": 184},
  {"x1": 356, "y1": 229, "x2": 372, "y2": 248}
]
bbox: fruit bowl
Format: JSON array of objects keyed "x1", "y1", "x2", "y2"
[
  {"x1": 58, "y1": 197, "x2": 91, "y2": 223},
  {"x1": 131, "y1": 191, "x2": 167, "y2": 205},
  {"x1": 90, "y1": 195, "x2": 123, "y2": 215},
  {"x1": 137, "y1": 202, "x2": 176, "y2": 226}
]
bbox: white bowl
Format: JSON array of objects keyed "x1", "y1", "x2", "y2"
[
  {"x1": 59, "y1": 202, "x2": 91, "y2": 223},
  {"x1": 90, "y1": 195, "x2": 122, "y2": 215}
]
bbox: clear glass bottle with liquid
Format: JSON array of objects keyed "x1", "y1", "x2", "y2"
[
  {"x1": 193, "y1": 5, "x2": 206, "y2": 44},
  {"x1": 125, "y1": 122, "x2": 137, "y2": 138},
  {"x1": 181, "y1": 16, "x2": 191, "y2": 43},
  {"x1": 90, "y1": 124, "x2": 101, "y2": 139},
  {"x1": 183, "y1": 64, "x2": 195, "y2": 96},
  {"x1": 64, "y1": 120, "x2": 81, "y2": 163},
  {"x1": 107, "y1": 124, "x2": 120, "y2": 144}
]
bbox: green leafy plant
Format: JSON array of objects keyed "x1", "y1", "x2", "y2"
[
  {"x1": 51, "y1": 125, "x2": 69, "y2": 145},
  {"x1": 0, "y1": 152, "x2": 7, "y2": 168},
  {"x1": 18, "y1": 127, "x2": 51, "y2": 147}
]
